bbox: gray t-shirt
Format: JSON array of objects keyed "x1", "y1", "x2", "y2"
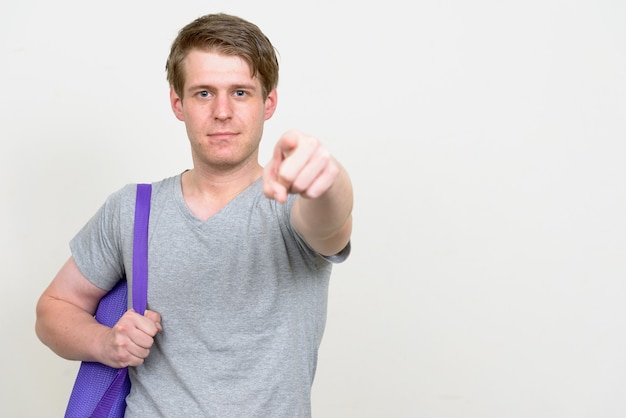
[{"x1": 70, "y1": 174, "x2": 350, "y2": 417}]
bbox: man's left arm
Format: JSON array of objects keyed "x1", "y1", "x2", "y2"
[{"x1": 263, "y1": 129, "x2": 353, "y2": 256}]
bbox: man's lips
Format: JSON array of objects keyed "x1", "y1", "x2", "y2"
[{"x1": 208, "y1": 132, "x2": 237, "y2": 141}]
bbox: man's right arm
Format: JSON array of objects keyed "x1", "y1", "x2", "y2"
[{"x1": 35, "y1": 256, "x2": 162, "y2": 368}]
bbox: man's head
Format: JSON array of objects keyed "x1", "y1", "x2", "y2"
[{"x1": 166, "y1": 13, "x2": 279, "y2": 100}]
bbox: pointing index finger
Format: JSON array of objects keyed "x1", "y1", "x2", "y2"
[{"x1": 276, "y1": 130, "x2": 300, "y2": 157}]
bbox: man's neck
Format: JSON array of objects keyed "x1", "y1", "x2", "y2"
[{"x1": 181, "y1": 163, "x2": 263, "y2": 221}]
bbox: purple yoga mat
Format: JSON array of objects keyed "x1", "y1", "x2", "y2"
[{"x1": 64, "y1": 183, "x2": 151, "y2": 418}]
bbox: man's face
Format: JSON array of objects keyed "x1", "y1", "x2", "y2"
[{"x1": 170, "y1": 49, "x2": 277, "y2": 171}]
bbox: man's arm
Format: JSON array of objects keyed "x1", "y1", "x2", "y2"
[
  {"x1": 262, "y1": 130, "x2": 353, "y2": 256},
  {"x1": 35, "y1": 256, "x2": 162, "y2": 368}
]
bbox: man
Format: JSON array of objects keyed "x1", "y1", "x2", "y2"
[{"x1": 36, "y1": 13, "x2": 352, "y2": 417}]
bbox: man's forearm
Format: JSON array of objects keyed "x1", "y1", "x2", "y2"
[
  {"x1": 292, "y1": 163, "x2": 353, "y2": 256},
  {"x1": 35, "y1": 295, "x2": 108, "y2": 363}
]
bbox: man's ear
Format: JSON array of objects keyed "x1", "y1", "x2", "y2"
[
  {"x1": 170, "y1": 87, "x2": 184, "y2": 121},
  {"x1": 264, "y1": 88, "x2": 278, "y2": 120}
]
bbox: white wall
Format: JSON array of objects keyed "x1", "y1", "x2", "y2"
[{"x1": 2, "y1": 0, "x2": 625, "y2": 416}]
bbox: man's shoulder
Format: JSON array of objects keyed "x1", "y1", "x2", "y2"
[{"x1": 114, "y1": 174, "x2": 180, "y2": 200}]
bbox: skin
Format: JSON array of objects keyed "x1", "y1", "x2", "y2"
[{"x1": 35, "y1": 48, "x2": 353, "y2": 367}]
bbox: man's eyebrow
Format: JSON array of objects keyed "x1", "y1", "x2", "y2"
[
  {"x1": 229, "y1": 83, "x2": 259, "y2": 92},
  {"x1": 186, "y1": 84, "x2": 212, "y2": 92}
]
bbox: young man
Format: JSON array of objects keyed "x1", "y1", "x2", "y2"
[{"x1": 36, "y1": 13, "x2": 352, "y2": 417}]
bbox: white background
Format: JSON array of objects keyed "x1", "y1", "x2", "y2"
[{"x1": 2, "y1": 0, "x2": 625, "y2": 417}]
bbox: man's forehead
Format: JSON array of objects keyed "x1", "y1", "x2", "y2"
[{"x1": 183, "y1": 50, "x2": 257, "y2": 82}]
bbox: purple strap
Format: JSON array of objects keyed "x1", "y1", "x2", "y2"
[
  {"x1": 90, "y1": 183, "x2": 151, "y2": 418},
  {"x1": 132, "y1": 183, "x2": 151, "y2": 316}
]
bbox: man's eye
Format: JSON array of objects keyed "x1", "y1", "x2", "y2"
[
  {"x1": 234, "y1": 90, "x2": 246, "y2": 97},
  {"x1": 199, "y1": 91, "x2": 209, "y2": 98}
]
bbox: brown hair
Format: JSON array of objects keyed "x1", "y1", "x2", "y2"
[{"x1": 166, "y1": 13, "x2": 279, "y2": 99}]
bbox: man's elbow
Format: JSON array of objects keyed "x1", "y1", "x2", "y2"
[{"x1": 312, "y1": 215, "x2": 353, "y2": 257}]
